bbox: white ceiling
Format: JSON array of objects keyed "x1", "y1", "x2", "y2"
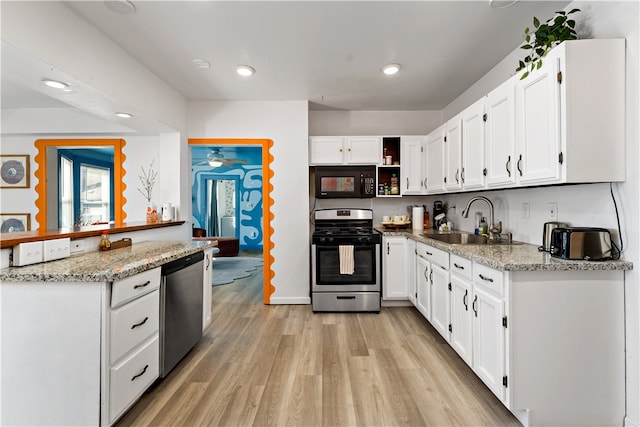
[{"x1": 2, "y1": 0, "x2": 570, "y2": 114}]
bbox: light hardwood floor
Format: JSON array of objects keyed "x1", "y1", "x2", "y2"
[{"x1": 117, "y1": 260, "x2": 520, "y2": 427}]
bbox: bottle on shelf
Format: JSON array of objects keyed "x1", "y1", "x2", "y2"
[
  {"x1": 99, "y1": 230, "x2": 111, "y2": 251},
  {"x1": 390, "y1": 173, "x2": 399, "y2": 195}
]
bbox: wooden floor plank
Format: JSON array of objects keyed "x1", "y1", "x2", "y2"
[{"x1": 116, "y1": 255, "x2": 520, "y2": 427}]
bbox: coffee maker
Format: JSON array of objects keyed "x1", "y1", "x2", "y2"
[{"x1": 433, "y1": 200, "x2": 444, "y2": 228}]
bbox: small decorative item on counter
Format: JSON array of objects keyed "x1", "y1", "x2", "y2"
[
  {"x1": 146, "y1": 203, "x2": 158, "y2": 223},
  {"x1": 138, "y1": 159, "x2": 158, "y2": 222},
  {"x1": 390, "y1": 173, "x2": 399, "y2": 195},
  {"x1": 479, "y1": 217, "x2": 488, "y2": 235},
  {"x1": 99, "y1": 230, "x2": 111, "y2": 251}
]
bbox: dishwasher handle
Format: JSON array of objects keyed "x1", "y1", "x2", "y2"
[{"x1": 161, "y1": 250, "x2": 205, "y2": 276}]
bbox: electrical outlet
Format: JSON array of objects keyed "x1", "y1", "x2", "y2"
[
  {"x1": 547, "y1": 202, "x2": 558, "y2": 220},
  {"x1": 70, "y1": 240, "x2": 85, "y2": 254},
  {"x1": 522, "y1": 203, "x2": 530, "y2": 219}
]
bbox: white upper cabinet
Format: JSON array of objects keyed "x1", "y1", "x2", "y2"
[
  {"x1": 444, "y1": 117, "x2": 463, "y2": 191},
  {"x1": 309, "y1": 136, "x2": 345, "y2": 165},
  {"x1": 515, "y1": 56, "x2": 561, "y2": 184},
  {"x1": 309, "y1": 136, "x2": 381, "y2": 165},
  {"x1": 514, "y1": 39, "x2": 626, "y2": 185},
  {"x1": 460, "y1": 98, "x2": 486, "y2": 190},
  {"x1": 485, "y1": 79, "x2": 516, "y2": 187},
  {"x1": 346, "y1": 136, "x2": 383, "y2": 164},
  {"x1": 425, "y1": 125, "x2": 445, "y2": 194},
  {"x1": 401, "y1": 135, "x2": 426, "y2": 195}
]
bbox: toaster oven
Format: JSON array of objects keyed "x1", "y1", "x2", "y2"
[{"x1": 550, "y1": 227, "x2": 614, "y2": 261}]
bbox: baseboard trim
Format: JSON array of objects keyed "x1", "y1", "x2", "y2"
[{"x1": 269, "y1": 296, "x2": 311, "y2": 305}]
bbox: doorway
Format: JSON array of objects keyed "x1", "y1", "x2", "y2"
[{"x1": 189, "y1": 138, "x2": 274, "y2": 304}]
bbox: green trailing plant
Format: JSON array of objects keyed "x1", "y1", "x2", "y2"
[{"x1": 516, "y1": 8, "x2": 580, "y2": 80}]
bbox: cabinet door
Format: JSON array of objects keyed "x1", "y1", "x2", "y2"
[
  {"x1": 516, "y1": 57, "x2": 561, "y2": 184},
  {"x1": 486, "y1": 78, "x2": 516, "y2": 187},
  {"x1": 461, "y1": 99, "x2": 485, "y2": 190},
  {"x1": 445, "y1": 118, "x2": 463, "y2": 191},
  {"x1": 382, "y1": 237, "x2": 409, "y2": 300},
  {"x1": 430, "y1": 264, "x2": 450, "y2": 341},
  {"x1": 309, "y1": 137, "x2": 345, "y2": 165},
  {"x1": 406, "y1": 239, "x2": 417, "y2": 306},
  {"x1": 472, "y1": 285, "x2": 506, "y2": 401},
  {"x1": 347, "y1": 137, "x2": 382, "y2": 164},
  {"x1": 425, "y1": 126, "x2": 445, "y2": 193},
  {"x1": 415, "y1": 255, "x2": 431, "y2": 320},
  {"x1": 202, "y1": 248, "x2": 213, "y2": 331},
  {"x1": 450, "y1": 275, "x2": 473, "y2": 366},
  {"x1": 401, "y1": 136, "x2": 425, "y2": 194}
]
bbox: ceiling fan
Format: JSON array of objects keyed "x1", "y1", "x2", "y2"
[{"x1": 194, "y1": 149, "x2": 248, "y2": 168}]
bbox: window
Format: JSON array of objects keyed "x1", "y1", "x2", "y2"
[
  {"x1": 59, "y1": 156, "x2": 74, "y2": 228},
  {"x1": 80, "y1": 164, "x2": 111, "y2": 224}
]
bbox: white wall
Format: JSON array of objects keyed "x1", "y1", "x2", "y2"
[
  {"x1": 309, "y1": 110, "x2": 442, "y2": 136},
  {"x1": 188, "y1": 100, "x2": 310, "y2": 304}
]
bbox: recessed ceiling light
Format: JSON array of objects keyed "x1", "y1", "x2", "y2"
[
  {"x1": 489, "y1": 0, "x2": 518, "y2": 8},
  {"x1": 381, "y1": 63, "x2": 401, "y2": 75},
  {"x1": 236, "y1": 65, "x2": 256, "y2": 77},
  {"x1": 192, "y1": 59, "x2": 210, "y2": 69},
  {"x1": 115, "y1": 112, "x2": 133, "y2": 119},
  {"x1": 42, "y1": 79, "x2": 69, "y2": 90},
  {"x1": 104, "y1": 0, "x2": 136, "y2": 14}
]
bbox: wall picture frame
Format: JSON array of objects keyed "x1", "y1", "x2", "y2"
[
  {"x1": 0, "y1": 213, "x2": 31, "y2": 233},
  {"x1": 0, "y1": 155, "x2": 30, "y2": 188}
]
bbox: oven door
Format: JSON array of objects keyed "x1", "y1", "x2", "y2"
[{"x1": 311, "y1": 243, "x2": 380, "y2": 292}]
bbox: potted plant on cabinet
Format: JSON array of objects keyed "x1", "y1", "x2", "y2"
[{"x1": 516, "y1": 8, "x2": 580, "y2": 79}]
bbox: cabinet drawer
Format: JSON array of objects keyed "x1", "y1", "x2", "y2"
[
  {"x1": 450, "y1": 255, "x2": 472, "y2": 280},
  {"x1": 416, "y1": 242, "x2": 449, "y2": 270},
  {"x1": 109, "y1": 335, "x2": 159, "y2": 424},
  {"x1": 473, "y1": 263, "x2": 504, "y2": 297},
  {"x1": 110, "y1": 290, "x2": 159, "y2": 364},
  {"x1": 111, "y1": 267, "x2": 161, "y2": 309}
]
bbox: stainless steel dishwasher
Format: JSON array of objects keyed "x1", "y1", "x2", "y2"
[{"x1": 160, "y1": 251, "x2": 204, "y2": 378}]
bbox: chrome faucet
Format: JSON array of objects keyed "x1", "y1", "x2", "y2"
[{"x1": 460, "y1": 196, "x2": 502, "y2": 239}]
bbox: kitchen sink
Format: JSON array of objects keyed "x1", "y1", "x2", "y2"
[{"x1": 423, "y1": 232, "x2": 518, "y2": 245}]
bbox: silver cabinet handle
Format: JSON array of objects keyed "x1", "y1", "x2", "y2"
[
  {"x1": 472, "y1": 295, "x2": 478, "y2": 317},
  {"x1": 387, "y1": 242, "x2": 390, "y2": 255},
  {"x1": 461, "y1": 168, "x2": 465, "y2": 183},
  {"x1": 425, "y1": 251, "x2": 433, "y2": 256},
  {"x1": 423, "y1": 178, "x2": 428, "y2": 188},
  {"x1": 406, "y1": 177, "x2": 409, "y2": 189},
  {"x1": 506, "y1": 155, "x2": 511, "y2": 177},
  {"x1": 455, "y1": 169, "x2": 460, "y2": 184},
  {"x1": 463, "y1": 289, "x2": 468, "y2": 311},
  {"x1": 429, "y1": 270, "x2": 433, "y2": 284},
  {"x1": 453, "y1": 263, "x2": 464, "y2": 270}
]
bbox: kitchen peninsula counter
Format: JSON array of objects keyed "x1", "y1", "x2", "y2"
[
  {"x1": 377, "y1": 226, "x2": 633, "y2": 272},
  {"x1": 0, "y1": 240, "x2": 217, "y2": 282}
]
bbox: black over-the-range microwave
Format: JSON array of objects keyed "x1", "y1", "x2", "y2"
[{"x1": 314, "y1": 165, "x2": 376, "y2": 198}]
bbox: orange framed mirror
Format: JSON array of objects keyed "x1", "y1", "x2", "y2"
[{"x1": 34, "y1": 139, "x2": 127, "y2": 230}]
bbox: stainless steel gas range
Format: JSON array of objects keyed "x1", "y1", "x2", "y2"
[{"x1": 311, "y1": 208, "x2": 381, "y2": 312}]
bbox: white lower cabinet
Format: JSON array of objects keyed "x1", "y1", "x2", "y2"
[
  {"x1": 203, "y1": 248, "x2": 213, "y2": 331},
  {"x1": 450, "y1": 255, "x2": 473, "y2": 367},
  {"x1": 414, "y1": 242, "x2": 450, "y2": 340},
  {"x1": 471, "y1": 264, "x2": 506, "y2": 402},
  {"x1": 0, "y1": 263, "x2": 205, "y2": 426},
  {"x1": 415, "y1": 254, "x2": 431, "y2": 320},
  {"x1": 410, "y1": 244, "x2": 625, "y2": 427},
  {"x1": 382, "y1": 236, "x2": 411, "y2": 300}
]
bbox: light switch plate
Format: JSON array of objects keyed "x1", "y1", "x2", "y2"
[
  {"x1": 44, "y1": 238, "x2": 71, "y2": 262},
  {"x1": 70, "y1": 240, "x2": 85, "y2": 254},
  {"x1": 13, "y1": 241, "x2": 43, "y2": 266}
]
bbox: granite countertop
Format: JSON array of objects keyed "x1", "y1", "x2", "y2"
[
  {"x1": 377, "y1": 226, "x2": 633, "y2": 272},
  {"x1": 0, "y1": 240, "x2": 218, "y2": 283}
]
